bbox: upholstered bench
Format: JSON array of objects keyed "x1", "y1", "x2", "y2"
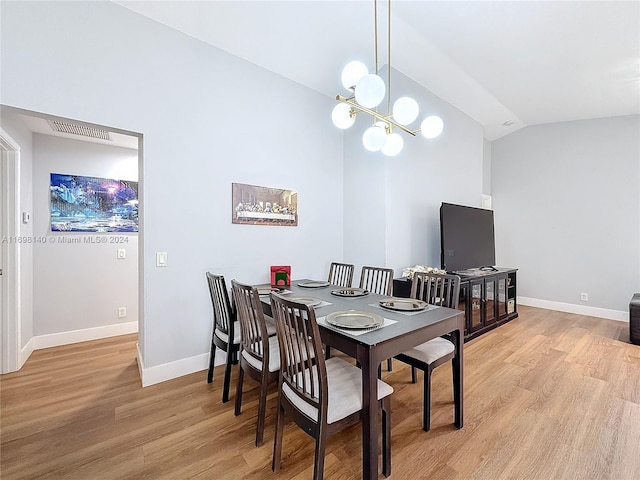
[{"x1": 630, "y1": 293, "x2": 640, "y2": 345}]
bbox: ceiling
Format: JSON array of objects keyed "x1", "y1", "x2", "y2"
[{"x1": 114, "y1": 0, "x2": 639, "y2": 141}]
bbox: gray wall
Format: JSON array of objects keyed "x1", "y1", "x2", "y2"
[
  {"x1": 31, "y1": 134, "x2": 138, "y2": 336},
  {"x1": 1, "y1": 0, "x2": 343, "y2": 370},
  {"x1": 343, "y1": 67, "x2": 485, "y2": 275},
  {"x1": 492, "y1": 115, "x2": 640, "y2": 313}
]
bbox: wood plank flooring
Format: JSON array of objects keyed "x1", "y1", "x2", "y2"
[{"x1": 1, "y1": 306, "x2": 639, "y2": 479}]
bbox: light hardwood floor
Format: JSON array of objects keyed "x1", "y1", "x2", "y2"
[{"x1": 1, "y1": 306, "x2": 639, "y2": 479}]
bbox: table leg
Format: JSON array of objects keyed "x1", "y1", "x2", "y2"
[
  {"x1": 359, "y1": 344, "x2": 378, "y2": 480},
  {"x1": 452, "y1": 327, "x2": 464, "y2": 428}
]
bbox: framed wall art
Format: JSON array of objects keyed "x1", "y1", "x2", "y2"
[
  {"x1": 50, "y1": 173, "x2": 139, "y2": 232},
  {"x1": 232, "y1": 182, "x2": 298, "y2": 226}
]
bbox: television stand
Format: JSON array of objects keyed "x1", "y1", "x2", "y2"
[{"x1": 393, "y1": 268, "x2": 518, "y2": 341}]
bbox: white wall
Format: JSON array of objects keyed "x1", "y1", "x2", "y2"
[
  {"x1": 343, "y1": 67, "x2": 485, "y2": 275},
  {"x1": 492, "y1": 115, "x2": 640, "y2": 316},
  {"x1": 32, "y1": 134, "x2": 138, "y2": 336},
  {"x1": 0, "y1": 109, "x2": 34, "y2": 349},
  {"x1": 0, "y1": 0, "x2": 343, "y2": 380}
]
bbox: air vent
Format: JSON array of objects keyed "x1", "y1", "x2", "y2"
[{"x1": 48, "y1": 120, "x2": 112, "y2": 141}]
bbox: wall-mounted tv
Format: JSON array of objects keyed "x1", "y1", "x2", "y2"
[{"x1": 440, "y1": 202, "x2": 495, "y2": 272}]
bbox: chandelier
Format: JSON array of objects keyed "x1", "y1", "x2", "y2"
[{"x1": 331, "y1": 0, "x2": 444, "y2": 156}]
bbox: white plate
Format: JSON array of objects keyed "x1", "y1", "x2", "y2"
[
  {"x1": 330, "y1": 288, "x2": 369, "y2": 297},
  {"x1": 298, "y1": 281, "x2": 330, "y2": 288},
  {"x1": 379, "y1": 298, "x2": 427, "y2": 312},
  {"x1": 287, "y1": 297, "x2": 322, "y2": 307},
  {"x1": 325, "y1": 310, "x2": 383, "y2": 329},
  {"x1": 258, "y1": 287, "x2": 285, "y2": 295}
]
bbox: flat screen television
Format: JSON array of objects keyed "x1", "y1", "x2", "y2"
[{"x1": 440, "y1": 202, "x2": 495, "y2": 272}]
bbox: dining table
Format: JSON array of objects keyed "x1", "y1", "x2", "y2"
[{"x1": 259, "y1": 279, "x2": 465, "y2": 480}]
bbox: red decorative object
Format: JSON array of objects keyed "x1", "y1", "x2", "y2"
[{"x1": 271, "y1": 266, "x2": 291, "y2": 287}]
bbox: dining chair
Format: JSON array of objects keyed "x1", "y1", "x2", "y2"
[
  {"x1": 327, "y1": 262, "x2": 354, "y2": 288},
  {"x1": 206, "y1": 272, "x2": 239, "y2": 403},
  {"x1": 359, "y1": 265, "x2": 395, "y2": 372},
  {"x1": 270, "y1": 294, "x2": 393, "y2": 479},
  {"x1": 394, "y1": 272, "x2": 461, "y2": 431},
  {"x1": 231, "y1": 279, "x2": 280, "y2": 447}
]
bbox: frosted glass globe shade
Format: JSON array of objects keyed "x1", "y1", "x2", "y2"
[
  {"x1": 362, "y1": 125, "x2": 387, "y2": 152},
  {"x1": 381, "y1": 133, "x2": 404, "y2": 156},
  {"x1": 341, "y1": 61, "x2": 368, "y2": 90},
  {"x1": 421, "y1": 116, "x2": 444, "y2": 139},
  {"x1": 392, "y1": 97, "x2": 419, "y2": 125},
  {"x1": 355, "y1": 74, "x2": 386, "y2": 108},
  {"x1": 331, "y1": 103, "x2": 355, "y2": 129}
]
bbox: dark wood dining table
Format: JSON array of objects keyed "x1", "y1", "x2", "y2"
[{"x1": 260, "y1": 279, "x2": 465, "y2": 480}]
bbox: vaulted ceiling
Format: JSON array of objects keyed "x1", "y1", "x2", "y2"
[{"x1": 116, "y1": 1, "x2": 639, "y2": 140}]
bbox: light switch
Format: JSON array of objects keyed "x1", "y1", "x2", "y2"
[
  {"x1": 117, "y1": 248, "x2": 126, "y2": 259},
  {"x1": 156, "y1": 252, "x2": 167, "y2": 267}
]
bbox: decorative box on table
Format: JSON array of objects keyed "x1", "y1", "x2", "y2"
[{"x1": 270, "y1": 265, "x2": 291, "y2": 287}]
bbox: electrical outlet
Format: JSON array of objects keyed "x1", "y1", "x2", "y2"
[
  {"x1": 580, "y1": 293, "x2": 588, "y2": 302},
  {"x1": 118, "y1": 307, "x2": 127, "y2": 318}
]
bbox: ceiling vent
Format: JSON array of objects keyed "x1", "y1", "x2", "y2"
[{"x1": 48, "y1": 120, "x2": 112, "y2": 141}]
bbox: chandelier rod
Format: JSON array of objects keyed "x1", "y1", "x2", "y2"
[
  {"x1": 387, "y1": 0, "x2": 391, "y2": 115},
  {"x1": 374, "y1": 0, "x2": 379, "y2": 74}
]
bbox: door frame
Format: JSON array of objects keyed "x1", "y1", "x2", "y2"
[{"x1": 1, "y1": 128, "x2": 22, "y2": 374}]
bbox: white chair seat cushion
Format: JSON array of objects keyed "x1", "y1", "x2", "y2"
[
  {"x1": 215, "y1": 321, "x2": 241, "y2": 345},
  {"x1": 282, "y1": 357, "x2": 393, "y2": 424},
  {"x1": 401, "y1": 337, "x2": 454, "y2": 364},
  {"x1": 242, "y1": 335, "x2": 280, "y2": 373}
]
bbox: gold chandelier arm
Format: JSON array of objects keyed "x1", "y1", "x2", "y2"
[{"x1": 336, "y1": 95, "x2": 417, "y2": 136}]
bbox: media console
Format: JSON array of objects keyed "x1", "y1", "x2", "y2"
[{"x1": 392, "y1": 268, "x2": 518, "y2": 341}]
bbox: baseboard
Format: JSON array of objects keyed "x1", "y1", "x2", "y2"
[
  {"x1": 19, "y1": 336, "x2": 36, "y2": 370},
  {"x1": 518, "y1": 297, "x2": 628, "y2": 322},
  {"x1": 138, "y1": 350, "x2": 209, "y2": 387},
  {"x1": 32, "y1": 321, "x2": 139, "y2": 350}
]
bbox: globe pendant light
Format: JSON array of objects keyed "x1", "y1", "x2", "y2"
[
  {"x1": 363, "y1": 124, "x2": 387, "y2": 151},
  {"x1": 331, "y1": 0, "x2": 444, "y2": 155},
  {"x1": 332, "y1": 103, "x2": 356, "y2": 129},
  {"x1": 341, "y1": 61, "x2": 369, "y2": 90}
]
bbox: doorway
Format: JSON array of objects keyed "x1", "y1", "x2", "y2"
[{"x1": 0, "y1": 106, "x2": 143, "y2": 373}]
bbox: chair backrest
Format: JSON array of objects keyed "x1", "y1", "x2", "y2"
[
  {"x1": 231, "y1": 279, "x2": 271, "y2": 369},
  {"x1": 411, "y1": 272, "x2": 461, "y2": 309},
  {"x1": 206, "y1": 272, "x2": 235, "y2": 336},
  {"x1": 359, "y1": 266, "x2": 394, "y2": 296},
  {"x1": 270, "y1": 294, "x2": 327, "y2": 424},
  {"x1": 327, "y1": 262, "x2": 354, "y2": 288}
]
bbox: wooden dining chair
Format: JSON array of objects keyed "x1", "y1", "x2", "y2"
[
  {"x1": 359, "y1": 265, "x2": 395, "y2": 371},
  {"x1": 270, "y1": 293, "x2": 393, "y2": 480},
  {"x1": 327, "y1": 262, "x2": 354, "y2": 288},
  {"x1": 206, "y1": 272, "x2": 239, "y2": 403},
  {"x1": 394, "y1": 272, "x2": 461, "y2": 431},
  {"x1": 231, "y1": 279, "x2": 280, "y2": 447}
]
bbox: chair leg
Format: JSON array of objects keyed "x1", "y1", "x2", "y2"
[
  {"x1": 272, "y1": 402, "x2": 285, "y2": 472},
  {"x1": 313, "y1": 429, "x2": 328, "y2": 480},
  {"x1": 382, "y1": 398, "x2": 391, "y2": 477},
  {"x1": 207, "y1": 342, "x2": 216, "y2": 384},
  {"x1": 423, "y1": 367, "x2": 433, "y2": 432},
  {"x1": 387, "y1": 358, "x2": 393, "y2": 371},
  {"x1": 234, "y1": 365, "x2": 244, "y2": 416},
  {"x1": 411, "y1": 366, "x2": 417, "y2": 384},
  {"x1": 255, "y1": 376, "x2": 269, "y2": 447},
  {"x1": 222, "y1": 349, "x2": 234, "y2": 403}
]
